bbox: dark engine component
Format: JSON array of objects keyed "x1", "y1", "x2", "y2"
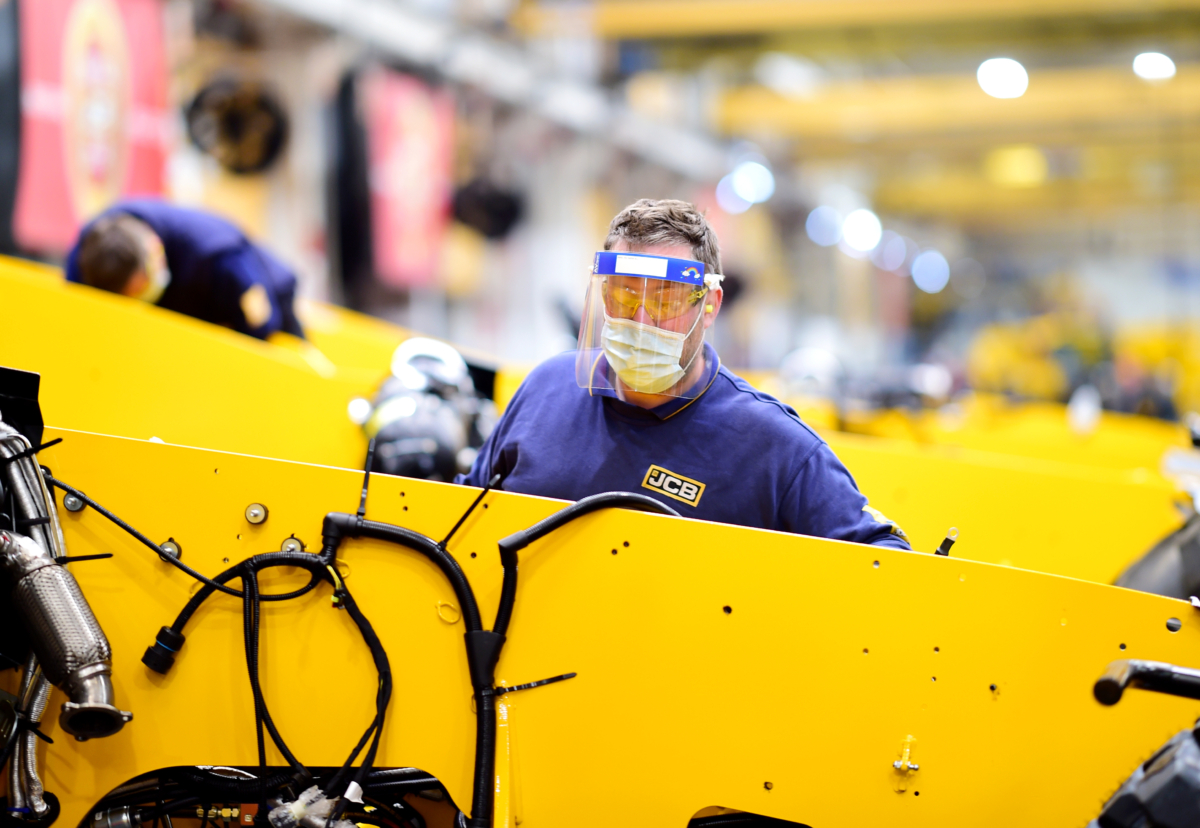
[
  {"x1": 364, "y1": 339, "x2": 497, "y2": 482},
  {"x1": 1115, "y1": 514, "x2": 1200, "y2": 600},
  {"x1": 1091, "y1": 727, "x2": 1200, "y2": 828}
]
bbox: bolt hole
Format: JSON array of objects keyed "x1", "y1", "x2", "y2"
[
  {"x1": 611, "y1": 548, "x2": 618, "y2": 555},
  {"x1": 1119, "y1": 642, "x2": 1126, "y2": 650},
  {"x1": 862, "y1": 648, "x2": 869, "y2": 654},
  {"x1": 989, "y1": 683, "x2": 997, "y2": 692},
  {"x1": 723, "y1": 606, "x2": 732, "y2": 614},
  {"x1": 403, "y1": 506, "x2": 408, "y2": 511},
  {"x1": 931, "y1": 676, "x2": 937, "y2": 682},
  {"x1": 214, "y1": 468, "x2": 219, "y2": 474},
  {"x1": 914, "y1": 791, "x2": 920, "y2": 797},
  {"x1": 934, "y1": 646, "x2": 940, "y2": 653},
  {"x1": 483, "y1": 503, "x2": 489, "y2": 509},
  {"x1": 223, "y1": 557, "x2": 230, "y2": 564},
  {"x1": 623, "y1": 541, "x2": 630, "y2": 547},
  {"x1": 873, "y1": 560, "x2": 880, "y2": 569},
  {"x1": 236, "y1": 534, "x2": 242, "y2": 540},
  {"x1": 400, "y1": 492, "x2": 405, "y2": 497},
  {"x1": 1168, "y1": 617, "x2": 1183, "y2": 632},
  {"x1": 470, "y1": 552, "x2": 477, "y2": 559},
  {"x1": 763, "y1": 782, "x2": 773, "y2": 791}
]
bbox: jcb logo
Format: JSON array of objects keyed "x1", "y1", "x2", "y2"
[{"x1": 641, "y1": 464, "x2": 706, "y2": 507}]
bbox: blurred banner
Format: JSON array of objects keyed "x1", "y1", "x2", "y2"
[
  {"x1": 362, "y1": 67, "x2": 453, "y2": 289},
  {"x1": 12, "y1": 0, "x2": 168, "y2": 253}
]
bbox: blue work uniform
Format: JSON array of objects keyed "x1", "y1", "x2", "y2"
[
  {"x1": 65, "y1": 199, "x2": 303, "y2": 340},
  {"x1": 457, "y1": 345, "x2": 911, "y2": 549}
]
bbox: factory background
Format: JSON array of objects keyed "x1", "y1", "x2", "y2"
[{"x1": 2, "y1": 0, "x2": 1200, "y2": 413}]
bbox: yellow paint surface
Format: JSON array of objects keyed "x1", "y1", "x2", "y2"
[{"x1": 18, "y1": 428, "x2": 1200, "y2": 828}]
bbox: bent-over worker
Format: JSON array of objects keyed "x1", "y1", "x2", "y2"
[{"x1": 65, "y1": 198, "x2": 304, "y2": 341}]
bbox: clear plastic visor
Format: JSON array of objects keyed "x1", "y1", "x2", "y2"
[{"x1": 575, "y1": 272, "x2": 713, "y2": 399}]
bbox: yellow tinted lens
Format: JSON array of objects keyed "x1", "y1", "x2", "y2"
[{"x1": 604, "y1": 280, "x2": 705, "y2": 321}]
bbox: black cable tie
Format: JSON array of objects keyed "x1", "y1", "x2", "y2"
[
  {"x1": 54, "y1": 553, "x2": 114, "y2": 565},
  {"x1": 16, "y1": 715, "x2": 54, "y2": 745},
  {"x1": 0, "y1": 438, "x2": 62, "y2": 467},
  {"x1": 357, "y1": 438, "x2": 376, "y2": 519},
  {"x1": 497, "y1": 672, "x2": 577, "y2": 695},
  {"x1": 438, "y1": 473, "x2": 502, "y2": 550},
  {"x1": 16, "y1": 516, "x2": 49, "y2": 528}
]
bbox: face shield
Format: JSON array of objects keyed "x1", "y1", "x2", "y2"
[{"x1": 576, "y1": 251, "x2": 722, "y2": 399}]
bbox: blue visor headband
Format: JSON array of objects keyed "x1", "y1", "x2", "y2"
[{"x1": 593, "y1": 251, "x2": 706, "y2": 287}]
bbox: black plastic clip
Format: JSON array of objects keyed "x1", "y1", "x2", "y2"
[{"x1": 16, "y1": 714, "x2": 53, "y2": 745}]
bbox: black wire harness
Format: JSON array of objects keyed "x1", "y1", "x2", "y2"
[{"x1": 48, "y1": 440, "x2": 680, "y2": 828}]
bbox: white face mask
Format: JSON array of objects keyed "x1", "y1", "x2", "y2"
[{"x1": 601, "y1": 307, "x2": 703, "y2": 395}]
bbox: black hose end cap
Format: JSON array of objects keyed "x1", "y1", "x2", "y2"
[
  {"x1": 142, "y1": 627, "x2": 184, "y2": 674},
  {"x1": 465, "y1": 630, "x2": 506, "y2": 690},
  {"x1": 142, "y1": 643, "x2": 175, "y2": 675}
]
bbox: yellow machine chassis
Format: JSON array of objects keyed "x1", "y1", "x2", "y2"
[{"x1": 6, "y1": 428, "x2": 1200, "y2": 828}]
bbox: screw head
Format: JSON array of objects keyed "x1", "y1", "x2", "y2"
[
  {"x1": 245, "y1": 503, "x2": 268, "y2": 525},
  {"x1": 281, "y1": 537, "x2": 304, "y2": 553},
  {"x1": 63, "y1": 493, "x2": 85, "y2": 513},
  {"x1": 893, "y1": 760, "x2": 903, "y2": 769}
]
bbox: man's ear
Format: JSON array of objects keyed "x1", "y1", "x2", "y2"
[
  {"x1": 702, "y1": 287, "x2": 723, "y2": 329},
  {"x1": 120, "y1": 270, "x2": 150, "y2": 298}
]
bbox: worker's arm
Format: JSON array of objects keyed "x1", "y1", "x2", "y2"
[
  {"x1": 209, "y1": 247, "x2": 288, "y2": 339},
  {"x1": 782, "y1": 443, "x2": 912, "y2": 550}
]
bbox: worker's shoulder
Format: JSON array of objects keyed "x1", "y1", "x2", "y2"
[{"x1": 711, "y1": 366, "x2": 826, "y2": 448}]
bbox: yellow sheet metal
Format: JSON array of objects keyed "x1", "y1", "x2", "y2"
[{"x1": 16, "y1": 428, "x2": 1200, "y2": 828}]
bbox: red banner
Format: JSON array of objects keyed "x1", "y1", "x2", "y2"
[
  {"x1": 362, "y1": 68, "x2": 454, "y2": 288},
  {"x1": 13, "y1": 0, "x2": 168, "y2": 254}
]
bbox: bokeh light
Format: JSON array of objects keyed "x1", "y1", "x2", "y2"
[
  {"x1": 730, "y1": 161, "x2": 776, "y2": 204},
  {"x1": 870, "y1": 231, "x2": 908, "y2": 272},
  {"x1": 347, "y1": 397, "x2": 373, "y2": 425},
  {"x1": 716, "y1": 175, "x2": 752, "y2": 214},
  {"x1": 977, "y1": 58, "x2": 1029, "y2": 99},
  {"x1": 805, "y1": 206, "x2": 842, "y2": 246},
  {"x1": 1133, "y1": 52, "x2": 1176, "y2": 80},
  {"x1": 912, "y1": 250, "x2": 950, "y2": 293},
  {"x1": 842, "y1": 209, "x2": 883, "y2": 252}
]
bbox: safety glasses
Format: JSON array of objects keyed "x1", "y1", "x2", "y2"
[{"x1": 602, "y1": 279, "x2": 706, "y2": 323}]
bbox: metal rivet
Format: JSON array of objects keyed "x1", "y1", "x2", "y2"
[
  {"x1": 281, "y1": 536, "x2": 304, "y2": 553},
  {"x1": 245, "y1": 503, "x2": 268, "y2": 525},
  {"x1": 63, "y1": 493, "x2": 85, "y2": 513}
]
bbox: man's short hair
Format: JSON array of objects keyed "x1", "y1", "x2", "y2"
[
  {"x1": 76, "y1": 214, "x2": 149, "y2": 293},
  {"x1": 603, "y1": 199, "x2": 722, "y2": 276}
]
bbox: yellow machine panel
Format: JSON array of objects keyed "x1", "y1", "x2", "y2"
[{"x1": 13, "y1": 428, "x2": 1200, "y2": 828}]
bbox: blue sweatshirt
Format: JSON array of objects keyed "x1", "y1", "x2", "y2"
[
  {"x1": 457, "y1": 346, "x2": 910, "y2": 549},
  {"x1": 65, "y1": 199, "x2": 303, "y2": 340}
]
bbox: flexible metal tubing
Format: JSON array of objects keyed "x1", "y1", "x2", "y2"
[{"x1": 19, "y1": 674, "x2": 51, "y2": 814}]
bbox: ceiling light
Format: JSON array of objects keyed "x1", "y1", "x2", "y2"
[
  {"x1": 977, "y1": 58, "x2": 1029, "y2": 99},
  {"x1": 805, "y1": 206, "x2": 842, "y2": 247},
  {"x1": 841, "y1": 209, "x2": 882, "y2": 252},
  {"x1": 730, "y1": 161, "x2": 776, "y2": 204},
  {"x1": 1133, "y1": 52, "x2": 1176, "y2": 81},
  {"x1": 912, "y1": 250, "x2": 950, "y2": 293}
]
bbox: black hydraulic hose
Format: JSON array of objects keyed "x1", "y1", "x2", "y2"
[
  {"x1": 158, "y1": 768, "x2": 293, "y2": 800},
  {"x1": 323, "y1": 514, "x2": 483, "y2": 633},
  {"x1": 492, "y1": 492, "x2": 679, "y2": 636}
]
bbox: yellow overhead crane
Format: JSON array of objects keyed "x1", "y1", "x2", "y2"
[{"x1": 8, "y1": 427, "x2": 1200, "y2": 828}]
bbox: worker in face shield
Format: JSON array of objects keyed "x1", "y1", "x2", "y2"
[
  {"x1": 64, "y1": 198, "x2": 304, "y2": 341},
  {"x1": 457, "y1": 198, "x2": 909, "y2": 549}
]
